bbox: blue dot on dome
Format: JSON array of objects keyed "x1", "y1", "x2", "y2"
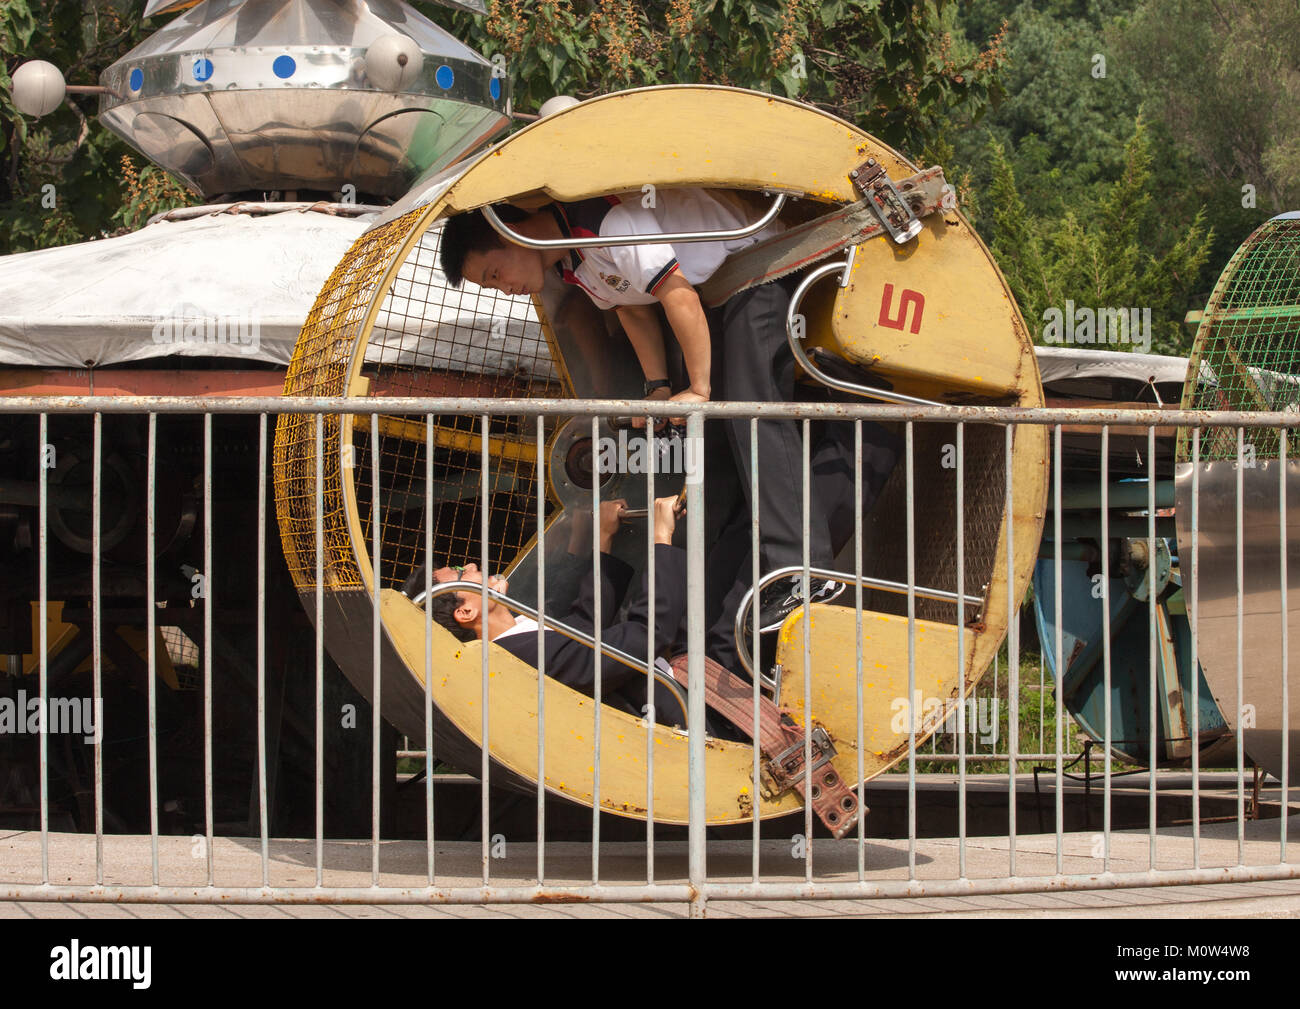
[
  {"x1": 273, "y1": 54, "x2": 296, "y2": 79},
  {"x1": 129, "y1": 68, "x2": 143, "y2": 92},
  {"x1": 489, "y1": 77, "x2": 501, "y2": 100},
  {"x1": 193, "y1": 58, "x2": 213, "y2": 82},
  {"x1": 435, "y1": 65, "x2": 454, "y2": 90}
]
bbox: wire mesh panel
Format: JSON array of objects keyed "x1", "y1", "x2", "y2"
[
  {"x1": 352, "y1": 226, "x2": 564, "y2": 588},
  {"x1": 1175, "y1": 212, "x2": 1300, "y2": 793},
  {"x1": 1180, "y1": 214, "x2": 1300, "y2": 462},
  {"x1": 274, "y1": 207, "x2": 428, "y2": 590}
]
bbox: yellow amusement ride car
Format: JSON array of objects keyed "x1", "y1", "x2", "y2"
[{"x1": 272, "y1": 85, "x2": 1049, "y2": 834}]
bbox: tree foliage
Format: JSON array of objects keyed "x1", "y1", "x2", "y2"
[
  {"x1": 0, "y1": 0, "x2": 194, "y2": 254},
  {"x1": 987, "y1": 119, "x2": 1212, "y2": 355},
  {"x1": 432, "y1": 0, "x2": 1007, "y2": 157},
  {"x1": 1118, "y1": 0, "x2": 1300, "y2": 213}
]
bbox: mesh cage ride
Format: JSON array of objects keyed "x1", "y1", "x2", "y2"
[
  {"x1": 1176, "y1": 211, "x2": 1300, "y2": 786},
  {"x1": 272, "y1": 86, "x2": 1050, "y2": 826}
]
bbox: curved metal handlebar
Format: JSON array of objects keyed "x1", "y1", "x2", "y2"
[
  {"x1": 786, "y1": 255, "x2": 945, "y2": 408},
  {"x1": 416, "y1": 580, "x2": 689, "y2": 729},
  {"x1": 481, "y1": 191, "x2": 791, "y2": 250},
  {"x1": 732, "y1": 564, "x2": 986, "y2": 683}
]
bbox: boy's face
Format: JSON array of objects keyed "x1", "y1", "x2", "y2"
[
  {"x1": 435, "y1": 563, "x2": 508, "y2": 630},
  {"x1": 462, "y1": 243, "x2": 546, "y2": 297}
]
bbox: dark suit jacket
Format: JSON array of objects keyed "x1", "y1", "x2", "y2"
[{"x1": 496, "y1": 543, "x2": 688, "y2": 723}]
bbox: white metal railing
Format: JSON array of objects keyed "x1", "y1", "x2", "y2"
[{"x1": 0, "y1": 395, "x2": 1296, "y2": 916}]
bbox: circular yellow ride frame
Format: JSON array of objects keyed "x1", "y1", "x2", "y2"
[{"x1": 274, "y1": 85, "x2": 1048, "y2": 827}]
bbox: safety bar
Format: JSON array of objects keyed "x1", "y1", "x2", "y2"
[
  {"x1": 786, "y1": 255, "x2": 946, "y2": 408},
  {"x1": 417, "y1": 580, "x2": 690, "y2": 729},
  {"x1": 480, "y1": 191, "x2": 792, "y2": 249},
  {"x1": 733, "y1": 564, "x2": 986, "y2": 684}
]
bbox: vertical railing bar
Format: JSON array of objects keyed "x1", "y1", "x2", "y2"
[
  {"x1": 202, "y1": 412, "x2": 213, "y2": 886},
  {"x1": 645, "y1": 414, "x2": 655, "y2": 885},
  {"x1": 751, "y1": 417, "x2": 762, "y2": 883},
  {"x1": 426, "y1": 413, "x2": 435, "y2": 885},
  {"x1": 686, "y1": 412, "x2": 707, "y2": 918},
  {"x1": 956, "y1": 422, "x2": 967, "y2": 878},
  {"x1": 92, "y1": 411, "x2": 104, "y2": 885},
  {"x1": 1004, "y1": 423, "x2": 1017, "y2": 877},
  {"x1": 1280, "y1": 427, "x2": 1290, "y2": 863},
  {"x1": 480, "y1": 414, "x2": 491, "y2": 886},
  {"x1": 146, "y1": 413, "x2": 159, "y2": 885},
  {"x1": 1101, "y1": 425, "x2": 1112, "y2": 872},
  {"x1": 1053, "y1": 424, "x2": 1063, "y2": 873},
  {"x1": 590, "y1": 415, "x2": 602, "y2": 884},
  {"x1": 801, "y1": 418, "x2": 813, "y2": 883},
  {"x1": 315, "y1": 413, "x2": 325, "y2": 888},
  {"x1": 905, "y1": 421, "x2": 917, "y2": 878},
  {"x1": 371, "y1": 414, "x2": 382, "y2": 887},
  {"x1": 1039, "y1": 649, "x2": 1045, "y2": 759},
  {"x1": 855, "y1": 420, "x2": 865, "y2": 879},
  {"x1": 38, "y1": 413, "x2": 49, "y2": 886},
  {"x1": 1279, "y1": 423, "x2": 1289, "y2": 858},
  {"x1": 1148, "y1": 425, "x2": 1157, "y2": 868},
  {"x1": 991, "y1": 653, "x2": 998, "y2": 760},
  {"x1": 1191, "y1": 426, "x2": 1201, "y2": 868},
  {"x1": 536, "y1": 415, "x2": 547, "y2": 885},
  {"x1": 1236, "y1": 426, "x2": 1246, "y2": 865},
  {"x1": 257, "y1": 413, "x2": 269, "y2": 887}
]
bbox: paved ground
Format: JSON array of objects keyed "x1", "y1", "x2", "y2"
[{"x1": 3, "y1": 810, "x2": 1297, "y2": 918}]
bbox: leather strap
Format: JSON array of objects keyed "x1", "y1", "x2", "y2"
[
  {"x1": 668, "y1": 654, "x2": 863, "y2": 839},
  {"x1": 696, "y1": 166, "x2": 949, "y2": 308}
]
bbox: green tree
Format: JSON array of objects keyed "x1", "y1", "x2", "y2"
[
  {"x1": 1, "y1": 1, "x2": 196, "y2": 254},
  {"x1": 429, "y1": 0, "x2": 1007, "y2": 158},
  {"x1": 1119, "y1": 0, "x2": 1300, "y2": 214},
  {"x1": 987, "y1": 119, "x2": 1212, "y2": 355}
]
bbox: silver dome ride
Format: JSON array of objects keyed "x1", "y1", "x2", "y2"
[{"x1": 99, "y1": 0, "x2": 506, "y2": 199}]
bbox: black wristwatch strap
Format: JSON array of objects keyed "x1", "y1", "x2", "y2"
[{"x1": 643, "y1": 378, "x2": 671, "y2": 396}]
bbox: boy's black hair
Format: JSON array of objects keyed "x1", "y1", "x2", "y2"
[
  {"x1": 428, "y1": 589, "x2": 478, "y2": 642},
  {"x1": 439, "y1": 204, "x2": 532, "y2": 289}
]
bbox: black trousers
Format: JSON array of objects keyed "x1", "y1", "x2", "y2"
[
  {"x1": 704, "y1": 273, "x2": 833, "y2": 571},
  {"x1": 698, "y1": 276, "x2": 901, "y2": 672}
]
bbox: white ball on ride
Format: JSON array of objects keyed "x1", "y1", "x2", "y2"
[
  {"x1": 538, "y1": 95, "x2": 580, "y2": 118},
  {"x1": 12, "y1": 60, "x2": 66, "y2": 118}
]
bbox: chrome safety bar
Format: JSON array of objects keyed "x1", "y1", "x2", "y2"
[
  {"x1": 786, "y1": 257, "x2": 946, "y2": 408},
  {"x1": 733, "y1": 564, "x2": 986, "y2": 685},
  {"x1": 417, "y1": 580, "x2": 690, "y2": 728},
  {"x1": 481, "y1": 190, "x2": 792, "y2": 249}
]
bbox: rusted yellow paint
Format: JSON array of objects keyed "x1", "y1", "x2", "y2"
[
  {"x1": 777, "y1": 610, "x2": 959, "y2": 781},
  {"x1": 381, "y1": 590, "x2": 801, "y2": 824},
  {"x1": 824, "y1": 212, "x2": 1039, "y2": 402},
  {"x1": 442, "y1": 86, "x2": 909, "y2": 213}
]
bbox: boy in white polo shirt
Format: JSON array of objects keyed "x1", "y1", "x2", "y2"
[{"x1": 440, "y1": 188, "x2": 848, "y2": 665}]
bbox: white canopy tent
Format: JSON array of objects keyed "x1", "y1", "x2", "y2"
[{"x1": 0, "y1": 207, "x2": 551, "y2": 381}]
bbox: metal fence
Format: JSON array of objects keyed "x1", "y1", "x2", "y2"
[{"x1": 1, "y1": 394, "x2": 1296, "y2": 916}]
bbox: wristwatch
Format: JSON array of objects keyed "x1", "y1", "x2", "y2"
[{"x1": 643, "y1": 378, "x2": 671, "y2": 396}]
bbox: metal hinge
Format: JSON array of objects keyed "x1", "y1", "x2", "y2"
[
  {"x1": 761, "y1": 725, "x2": 837, "y2": 798},
  {"x1": 851, "y1": 157, "x2": 923, "y2": 245}
]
